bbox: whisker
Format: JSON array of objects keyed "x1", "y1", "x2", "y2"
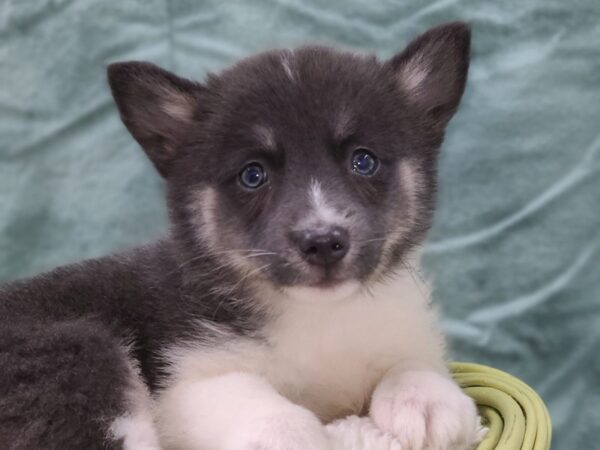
[
  {"x1": 356, "y1": 237, "x2": 388, "y2": 244},
  {"x1": 229, "y1": 263, "x2": 272, "y2": 292},
  {"x1": 167, "y1": 247, "x2": 281, "y2": 276},
  {"x1": 206, "y1": 249, "x2": 275, "y2": 255}
]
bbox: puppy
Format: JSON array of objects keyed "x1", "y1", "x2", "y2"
[{"x1": 0, "y1": 22, "x2": 480, "y2": 450}]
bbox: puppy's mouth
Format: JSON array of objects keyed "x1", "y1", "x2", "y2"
[
  {"x1": 283, "y1": 277, "x2": 362, "y2": 302},
  {"x1": 295, "y1": 257, "x2": 351, "y2": 284},
  {"x1": 264, "y1": 258, "x2": 355, "y2": 290},
  {"x1": 312, "y1": 278, "x2": 341, "y2": 287},
  {"x1": 262, "y1": 244, "x2": 377, "y2": 290},
  {"x1": 308, "y1": 270, "x2": 350, "y2": 289},
  {"x1": 309, "y1": 278, "x2": 344, "y2": 289}
]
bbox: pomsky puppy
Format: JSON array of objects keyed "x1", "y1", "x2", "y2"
[{"x1": 0, "y1": 22, "x2": 482, "y2": 450}]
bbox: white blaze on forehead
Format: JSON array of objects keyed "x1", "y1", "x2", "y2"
[{"x1": 308, "y1": 179, "x2": 342, "y2": 225}]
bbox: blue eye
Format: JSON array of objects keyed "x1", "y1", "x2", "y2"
[
  {"x1": 351, "y1": 149, "x2": 379, "y2": 176},
  {"x1": 240, "y1": 163, "x2": 266, "y2": 189}
]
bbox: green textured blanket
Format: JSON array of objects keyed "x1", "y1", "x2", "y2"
[{"x1": 1, "y1": 1, "x2": 598, "y2": 448}]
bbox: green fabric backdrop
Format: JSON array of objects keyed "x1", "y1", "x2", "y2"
[{"x1": 1, "y1": 1, "x2": 599, "y2": 448}]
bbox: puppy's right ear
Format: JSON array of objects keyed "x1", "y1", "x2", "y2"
[
  {"x1": 388, "y1": 22, "x2": 471, "y2": 132},
  {"x1": 107, "y1": 62, "x2": 204, "y2": 177}
]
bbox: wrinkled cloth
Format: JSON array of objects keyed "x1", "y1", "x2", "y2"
[{"x1": 0, "y1": 1, "x2": 598, "y2": 448}]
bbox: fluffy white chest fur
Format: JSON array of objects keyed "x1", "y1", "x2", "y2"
[{"x1": 160, "y1": 271, "x2": 446, "y2": 422}]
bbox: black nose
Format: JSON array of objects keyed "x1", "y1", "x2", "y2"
[{"x1": 291, "y1": 226, "x2": 350, "y2": 267}]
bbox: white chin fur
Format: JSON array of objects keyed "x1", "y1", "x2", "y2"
[{"x1": 284, "y1": 281, "x2": 361, "y2": 303}]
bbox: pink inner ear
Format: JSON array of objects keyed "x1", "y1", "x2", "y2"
[
  {"x1": 387, "y1": 22, "x2": 470, "y2": 128},
  {"x1": 399, "y1": 56, "x2": 430, "y2": 93},
  {"x1": 160, "y1": 91, "x2": 196, "y2": 123}
]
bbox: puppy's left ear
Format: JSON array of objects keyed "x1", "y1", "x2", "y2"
[
  {"x1": 107, "y1": 62, "x2": 204, "y2": 177},
  {"x1": 389, "y1": 22, "x2": 471, "y2": 131}
]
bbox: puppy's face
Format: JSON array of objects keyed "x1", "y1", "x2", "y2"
[{"x1": 108, "y1": 23, "x2": 470, "y2": 297}]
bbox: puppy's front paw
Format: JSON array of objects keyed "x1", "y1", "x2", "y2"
[
  {"x1": 227, "y1": 404, "x2": 331, "y2": 450},
  {"x1": 370, "y1": 370, "x2": 482, "y2": 450}
]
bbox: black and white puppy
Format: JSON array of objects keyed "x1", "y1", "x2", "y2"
[{"x1": 0, "y1": 22, "x2": 481, "y2": 450}]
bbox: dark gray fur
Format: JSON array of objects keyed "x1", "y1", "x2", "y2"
[{"x1": 0, "y1": 22, "x2": 470, "y2": 449}]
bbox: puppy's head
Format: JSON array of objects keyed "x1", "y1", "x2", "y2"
[{"x1": 108, "y1": 22, "x2": 470, "y2": 300}]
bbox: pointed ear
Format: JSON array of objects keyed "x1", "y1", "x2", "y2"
[
  {"x1": 389, "y1": 22, "x2": 471, "y2": 130},
  {"x1": 107, "y1": 62, "x2": 203, "y2": 177}
]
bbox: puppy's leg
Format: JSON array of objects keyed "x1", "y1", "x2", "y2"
[
  {"x1": 369, "y1": 363, "x2": 482, "y2": 450},
  {"x1": 157, "y1": 372, "x2": 331, "y2": 450},
  {"x1": 0, "y1": 319, "x2": 160, "y2": 450}
]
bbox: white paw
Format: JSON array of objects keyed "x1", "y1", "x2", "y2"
[
  {"x1": 370, "y1": 370, "x2": 482, "y2": 450},
  {"x1": 226, "y1": 404, "x2": 331, "y2": 450},
  {"x1": 326, "y1": 415, "x2": 404, "y2": 450}
]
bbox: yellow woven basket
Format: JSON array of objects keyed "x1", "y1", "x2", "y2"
[{"x1": 450, "y1": 362, "x2": 552, "y2": 450}]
